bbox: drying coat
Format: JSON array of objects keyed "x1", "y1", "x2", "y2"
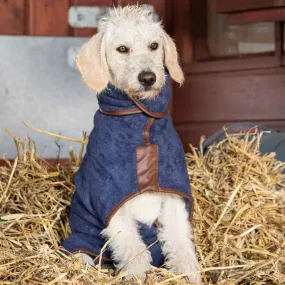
[{"x1": 61, "y1": 74, "x2": 193, "y2": 266}]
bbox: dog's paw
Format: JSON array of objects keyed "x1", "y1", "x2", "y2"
[
  {"x1": 167, "y1": 255, "x2": 201, "y2": 284},
  {"x1": 174, "y1": 260, "x2": 201, "y2": 284},
  {"x1": 121, "y1": 257, "x2": 152, "y2": 282},
  {"x1": 185, "y1": 271, "x2": 201, "y2": 284},
  {"x1": 124, "y1": 266, "x2": 149, "y2": 283},
  {"x1": 125, "y1": 270, "x2": 147, "y2": 283},
  {"x1": 72, "y1": 252, "x2": 95, "y2": 267}
]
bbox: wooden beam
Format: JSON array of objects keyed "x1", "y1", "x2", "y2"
[
  {"x1": 28, "y1": 0, "x2": 70, "y2": 36},
  {"x1": 228, "y1": 7, "x2": 285, "y2": 25},
  {"x1": 190, "y1": 0, "x2": 209, "y2": 60},
  {"x1": 275, "y1": 22, "x2": 284, "y2": 65},
  {"x1": 184, "y1": 54, "x2": 279, "y2": 74},
  {"x1": 0, "y1": 0, "x2": 25, "y2": 35},
  {"x1": 171, "y1": 0, "x2": 194, "y2": 65},
  {"x1": 173, "y1": 69, "x2": 285, "y2": 124},
  {"x1": 216, "y1": 0, "x2": 285, "y2": 14}
]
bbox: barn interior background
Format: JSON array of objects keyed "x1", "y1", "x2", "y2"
[{"x1": 1, "y1": 0, "x2": 285, "y2": 158}]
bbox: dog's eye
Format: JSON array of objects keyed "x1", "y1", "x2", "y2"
[
  {"x1": 117, "y1": 46, "x2": 129, "y2": 53},
  {"x1": 150, "y1": 42, "x2": 159, "y2": 51}
]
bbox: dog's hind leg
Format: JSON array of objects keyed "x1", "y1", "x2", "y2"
[
  {"x1": 158, "y1": 194, "x2": 201, "y2": 283},
  {"x1": 101, "y1": 207, "x2": 152, "y2": 281}
]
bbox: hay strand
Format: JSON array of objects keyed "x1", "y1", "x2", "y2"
[{"x1": 22, "y1": 121, "x2": 88, "y2": 145}]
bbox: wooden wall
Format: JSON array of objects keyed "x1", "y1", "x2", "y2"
[
  {"x1": 171, "y1": 0, "x2": 285, "y2": 149},
  {"x1": 1, "y1": 0, "x2": 285, "y2": 150}
]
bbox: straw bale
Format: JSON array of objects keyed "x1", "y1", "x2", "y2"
[
  {"x1": 0, "y1": 130, "x2": 284, "y2": 284},
  {"x1": 187, "y1": 131, "x2": 285, "y2": 284}
]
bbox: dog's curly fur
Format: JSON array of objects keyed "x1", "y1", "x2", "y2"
[
  {"x1": 74, "y1": 5, "x2": 201, "y2": 283},
  {"x1": 76, "y1": 5, "x2": 184, "y2": 99}
]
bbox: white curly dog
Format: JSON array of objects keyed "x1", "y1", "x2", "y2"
[{"x1": 73, "y1": 5, "x2": 201, "y2": 283}]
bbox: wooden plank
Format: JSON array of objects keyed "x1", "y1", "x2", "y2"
[
  {"x1": 173, "y1": 70, "x2": 285, "y2": 124},
  {"x1": 191, "y1": 0, "x2": 209, "y2": 60},
  {"x1": 175, "y1": 121, "x2": 285, "y2": 149},
  {"x1": 216, "y1": 0, "x2": 285, "y2": 13},
  {"x1": 228, "y1": 7, "x2": 285, "y2": 25},
  {"x1": 73, "y1": 0, "x2": 113, "y2": 5},
  {"x1": 72, "y1": 27, "x2": 98, "y2": 37},
  {"x1": 171, "y1": 0, "x2": 193, "y2": 65},
  {"x1": 176, "y1": 122, "x2": 225, "y2": 149},
  {"x1": 184, "y1": 54, "x2": 280, "y2": 74},
  {"x1": 275, "y1": 22, "x2": 284, "y2": 62},
  {"x1": 28, "y1": 0, "x2": 70, "y2": 36},
  {"x1": 0, "y1": 0, "x2": 25, "y2": 35}
]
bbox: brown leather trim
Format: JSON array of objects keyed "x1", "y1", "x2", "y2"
[
  {"x1": 132, "y1": 98, "x2": 170, "y2": 119},
  {"x1": 154, "y1": 219, "x2": 161, "y2": 228},
  {"x1": 69, "y1": 249, "x2": 112, "y2": 263},
  {"x1": 106, "y1": 188, "x2": 194, "y2": 226},
  {"x1": 100, "y1": 108, "x2": 142, "y2": 116},
  {"x1": 143, "y1": 118, "x2": 155, "y2": 145},
  {"x1": 136, "y1": 145, "x2": 160, "y2": 194}
]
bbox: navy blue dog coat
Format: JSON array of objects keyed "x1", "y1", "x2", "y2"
[{"x1": 62, "y1": 74, "x2": 193, "y2": 266}]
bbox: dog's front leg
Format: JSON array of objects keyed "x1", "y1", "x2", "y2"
[
  {"x1": 158, "y1": 195, "x2": 201, "y2": 283},
  {"x1": 101, "y1": 207, "x2": 152, "y2": 281}
]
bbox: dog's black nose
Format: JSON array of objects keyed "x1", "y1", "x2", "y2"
[{"x1": 138, "y1": 71, "x2": 156, "y2": 87}]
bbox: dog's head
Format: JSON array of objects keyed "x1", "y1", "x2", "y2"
[{"x1": 76, "y1": 5, "x2": 184, "y2": 99}]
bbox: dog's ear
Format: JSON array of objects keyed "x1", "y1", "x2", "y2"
[
  {"x1": 162, "y1": 32, "x2": 185, "y2": 85},
  {"x1": 76, "y1": 32, "x2": 109, "y2": 93}
]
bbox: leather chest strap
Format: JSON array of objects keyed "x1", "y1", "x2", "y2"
[
  {"x1": 132, "y1": 98, "x2": 170, "y2": 119},
  {"x1": 100, "y1": 108, "x2": 142, "y2": 116}
]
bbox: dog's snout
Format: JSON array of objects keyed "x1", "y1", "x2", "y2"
[{"x1": 138, "y1": 71, "x2": 156, "y2": 87}]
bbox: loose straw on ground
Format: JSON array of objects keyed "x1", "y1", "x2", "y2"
[{"x1": 0, "y1": 128, "x2": 284, "y2": 284}]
